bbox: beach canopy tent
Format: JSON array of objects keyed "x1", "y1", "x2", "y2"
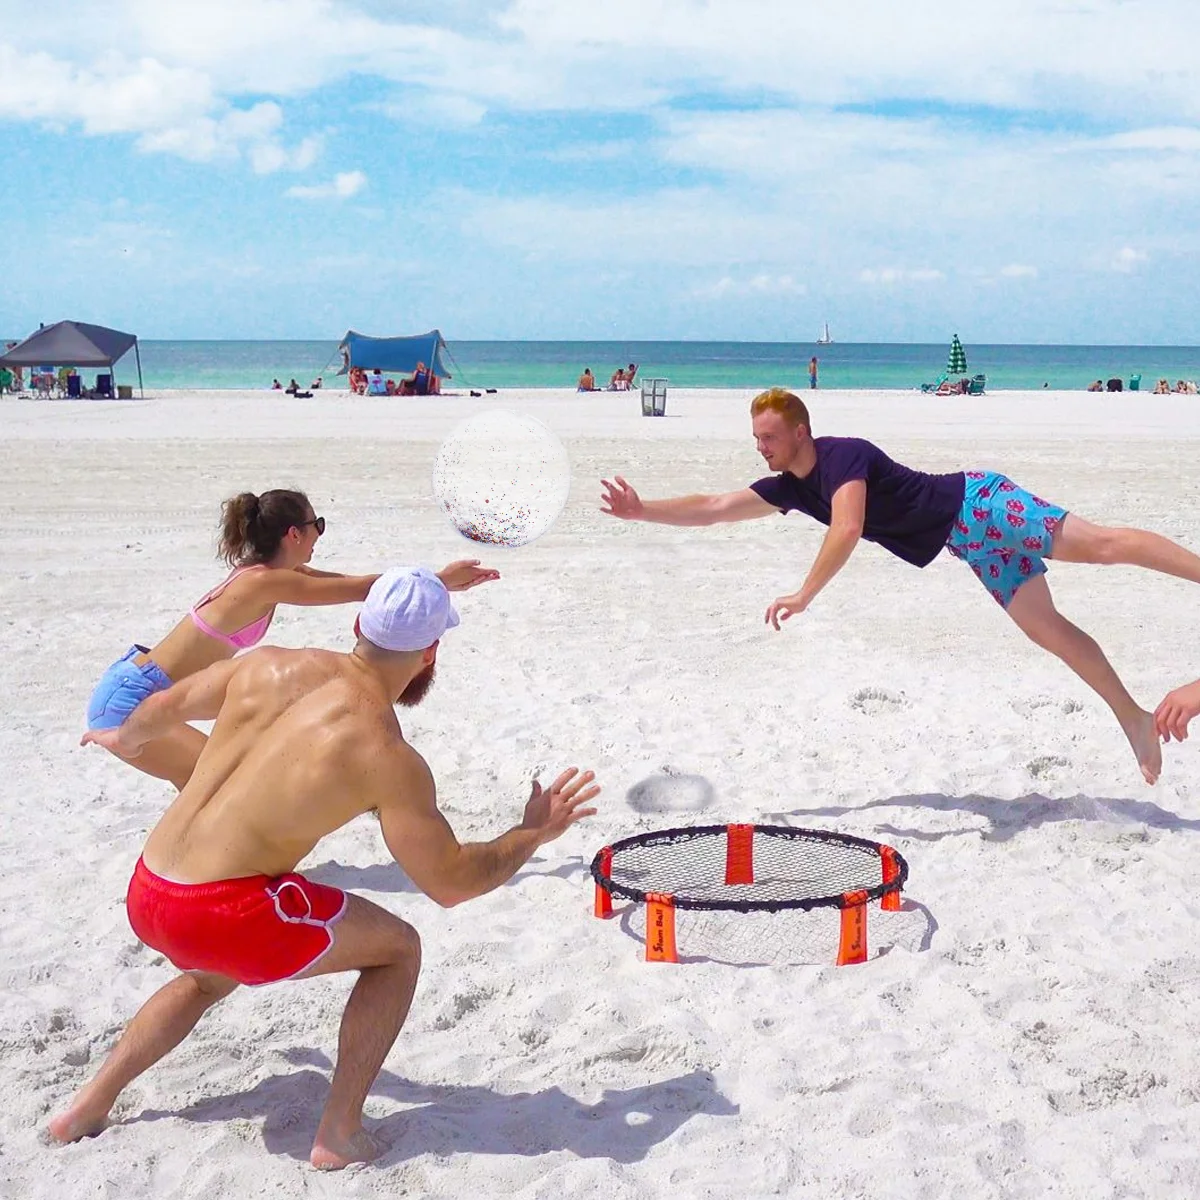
[
  {"x1": 337, "y1": 329, "x2": 451, "y2": 380},
  {"x1": 0, "y1": 320, "x2": 144, "y2": 396}
]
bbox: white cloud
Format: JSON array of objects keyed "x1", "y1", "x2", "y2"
[
  {"x1": 0, "y1": 47, "x2": 321, "y2": 172},
  {"x1": 286, "y1": 170, "x2": 368, "y2": 200},
  {"x1": 1000, "y1": 264, "x2": 1038, "y2": 278},
  {"x1": 693, "y1": 274, "x2": 805, "y2": 300},
  {"x1": 1111, "y1": 247, "x2": 1148, "y2": 273},
  {"x1": 369, "y1": 92, "x2": 488, "y2": 129},
  {"x1": 859, "y1": 268, "x2": 945, "y2": 285},
  {"x1": 250, "y1": 134, "x2": 322, "y2": 174}
]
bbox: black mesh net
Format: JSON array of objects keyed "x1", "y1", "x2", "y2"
[{"x1": 593, "y1": 824, "x2": 906, "y2": 912}]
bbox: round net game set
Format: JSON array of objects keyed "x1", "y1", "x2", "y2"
[{"x1": 590, "y1": 824, "x2": 908, "y2": 965}]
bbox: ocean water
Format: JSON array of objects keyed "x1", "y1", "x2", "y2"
[{"x1": 10, "y1": 339, "x2": 1200, "y2": 392}]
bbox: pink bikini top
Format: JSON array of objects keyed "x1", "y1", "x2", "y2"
[{"x1": 190, "y1": 566, "x2": 274, "y2": 650}]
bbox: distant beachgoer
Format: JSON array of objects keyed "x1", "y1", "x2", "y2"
[
  {"x1": 608, "y1": 367, "x2": 628, "y2": 391},
  {"x1": 809, "y1": 357, "x2": 818, "y2": 391},
  {"x1": 367, "y1": 370, "x2": 389, "y2": 397},
  {"x1": 58, "y1": 566, "x2": 599, "y2": 1169},
  {"x1": 599, "y1": 387, "x2": 1200, "y2": 785},
  {"x1": 1087, "y1": 380, "x2": 1103, "y2": 392},
  {"x1": 1153, "y1": 378, "x2": 1171, "y2": 395},
  {"x1": 271, "y1": 379, "x2": 282, "y2": 390},
  {"x1": 625, "y1": 363, "x2": 639, "y2": 388},
  {"x1": 83, "y1": 489, "x2": 499, "y2": 789},
  {"x1": 311, "y1": 377, "x2": 323, "y2": 389},
  {"x1": 578, "y1": 368, "x2": 597, "y2": 392}
]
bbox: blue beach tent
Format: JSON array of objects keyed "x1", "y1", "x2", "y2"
[{"x1": 337, "y1": 329, "x2": 452, "y2": 380}]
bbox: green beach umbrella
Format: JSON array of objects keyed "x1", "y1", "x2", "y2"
[{"x1": 947, "y1": 334, "x2": 967, "y2": 375}]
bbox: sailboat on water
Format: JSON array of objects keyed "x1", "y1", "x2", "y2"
[{"x1": 816, "y1": 322, "x2": 833, "y2": 345}]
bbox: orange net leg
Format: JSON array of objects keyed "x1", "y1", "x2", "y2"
[
  {"x1": 594, "y1": 847, "x2": 614, "y2": 918},
  {"x1": 880, "y1": 845, "x2": 901, "y2": 912},
  {"x1": 837, "y1": 890, "x2": 869, "y2": 965},
  {"x1": 645, "y1": 893, "x2": 678, "y2": 963},
  {"x1": 724, "y1": 823, "x2": 755, "y2": 885}
]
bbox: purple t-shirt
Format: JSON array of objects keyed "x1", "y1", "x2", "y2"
[{"x1": 749, "y1": 436, "x2": 965, "y2": 567}]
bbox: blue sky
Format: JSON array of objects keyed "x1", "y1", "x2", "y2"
[{"x1": 2, "y1": 0, "x2": 1198, "y2": 342}]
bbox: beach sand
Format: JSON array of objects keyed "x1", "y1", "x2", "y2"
[{"x1": 4, "y1": 387, "x2": 1200, "y2": 1197}]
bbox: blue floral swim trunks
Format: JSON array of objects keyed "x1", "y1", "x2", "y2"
[{"x1": 945, "y1": 471, "x2": 1069, "y2": 608}]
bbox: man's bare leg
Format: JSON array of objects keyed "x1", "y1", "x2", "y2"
[
  {"x1": 1050, "y1": 513, "x2": 1200, "y2": 584},
  {"x1": 294, "y1": 894, "x2": 422, "y2": 1171},
  {"x1": 1006, "y1": 575, "x2": 1161, "y2": 784},
  {"x1": 47, "y1": 970, "x2": 238, "y2": 1142}
]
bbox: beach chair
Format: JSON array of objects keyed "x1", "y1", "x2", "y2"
[
  {"x1": 1129, "y1": 374, "x2": 1141, "y2": 391},
  {"x1": 95, "y1": 374, "x2": 114, "y2": 398},
  {"x1": 920, "y1": 373, "x2": 948, "y2": 394},
  {"x1": 966, "y1": 374, "x2": 986, "y2": 395},
  {"x1": 640, "y1": 378, "x2": 668, "y2": 417},
  {"x1": 66, "y1": 374, "x2": 82, "y2": 398}
]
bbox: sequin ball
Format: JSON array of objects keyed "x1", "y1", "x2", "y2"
[{"x1": 432, "y1": 410, "x2": 571, "y2": 547}]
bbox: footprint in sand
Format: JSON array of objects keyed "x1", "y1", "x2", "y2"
[
  {"x1": 1026, "y1": 754, "x2": 1069, "y2": 779},
  {"x1": 849, "y1": 687, "x2": 905, "y2": 715}
]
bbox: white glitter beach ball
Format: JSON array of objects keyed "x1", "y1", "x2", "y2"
[{"x1": 432, "y1": 410, "x2": 572, "y2": 547}]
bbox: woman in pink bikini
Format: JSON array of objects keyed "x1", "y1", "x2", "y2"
[{"x1": 85, "y1": 488, "x2": 497, "y2": 788}]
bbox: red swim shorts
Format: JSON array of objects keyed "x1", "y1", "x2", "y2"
[{"x1": 126, "y1": 857, "x2": 348, "y2": 986}]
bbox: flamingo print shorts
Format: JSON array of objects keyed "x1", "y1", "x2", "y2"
[{"x1": 945, "y1": 471, "x2": 1068, "y2": 608}]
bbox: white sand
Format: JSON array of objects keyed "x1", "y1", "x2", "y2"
[{"x1": 5, "y1": 387, "x2": 1200, "y2": 1197}]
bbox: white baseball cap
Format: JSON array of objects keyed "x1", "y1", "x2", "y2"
[{"x1": 359, "y1": 566, "x2": 460, "y2": 652}]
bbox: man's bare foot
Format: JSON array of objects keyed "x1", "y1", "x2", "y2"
[
  {"x1": 310, "y1": 1127, "x2": 384, "y2": 1171},
  {"x1": 46, "y1": 1102, "x2": 110, "y2": 1144},
  {"x1": 1122, "y1": 709, "x2": 1162, "y2": 785}
]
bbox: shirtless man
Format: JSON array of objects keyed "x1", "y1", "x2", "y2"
[
  {"x1": 601, "y1": 386, "x2": 1200, "y2": 786},
  {"x1": 52, "y1": 565, "x2": 600, "y2": 1169}
]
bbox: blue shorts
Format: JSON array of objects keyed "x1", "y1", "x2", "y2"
[
  {"x1": 86, "y1": 646, "x2": 173, "y2": 730},
  {"x1": 945, "y1": 472, "x2": 1068, "y2": 608}
]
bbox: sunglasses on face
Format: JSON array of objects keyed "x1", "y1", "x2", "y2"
[{"x1": 298, "y1": 516, "x2": 326, "y2": 536}]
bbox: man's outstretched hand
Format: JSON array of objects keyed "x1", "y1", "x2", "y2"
[
  {"x1": 437, "y1": 560, "x2": 500, "y2": 592},
  {"x1": 600, "y1": 477, "x2": 643, "y2": 520},
  {"x1": 1154, "y1": 680, "x2": 1200, "y2": 742},
  {"x1": 764, "y1": 590, "x2": 807, "y2": 631},
  {"x1": 522, "y1": 767, "x2": 600, "y2": 843}
]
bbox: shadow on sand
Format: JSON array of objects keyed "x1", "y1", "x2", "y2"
[
  {"x1": 763, "y1": 791, "x2": 1200, "y2": 844},
  {"x1": 136, "y1": 1063, "x2": 737, "y2": 1166}
]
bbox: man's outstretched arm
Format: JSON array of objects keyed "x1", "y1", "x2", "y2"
[
  {"x1": 378, "y1": 754, "x2": 600, "y2": 907},
  {"x1": 601, "y1": 476, "x2": 776, "y2": 526},
  {"x1": 80, "y1": 654, "x2": 247, "y2": 757},
  {"x1": 765, "y1": 479, "x2": 866, "y2": 628}
]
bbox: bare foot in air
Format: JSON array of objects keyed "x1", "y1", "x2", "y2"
[
  {"x1": 1121, "y1": 709, "x2": 1162, "y2": 785},
  {"x1": 47, "y1": 1100, "x2": 111, "y2": 1143},
  {"x1": 310, "y1": 1127, "x2": 385, "y2": 1170}
]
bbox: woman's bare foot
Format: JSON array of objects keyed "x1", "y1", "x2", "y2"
[
  {"x1": 310, "y1": 1127, "x2": 384, "y2": 1170},
  {"x1": 47, "y1": 1101, "x2": 111, "y2": 1143},
  {"x1": 1121, "y1": 709, "x2": 1162, "y2": 785}
]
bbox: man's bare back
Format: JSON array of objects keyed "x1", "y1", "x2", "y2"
[{"x1": 145, "y1": 647, "x2": 409, "y2": 884}]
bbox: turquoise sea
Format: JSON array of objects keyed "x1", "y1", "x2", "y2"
[{"x1": 10, "y1": 339, "x2": 1200, "y2": 392}]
